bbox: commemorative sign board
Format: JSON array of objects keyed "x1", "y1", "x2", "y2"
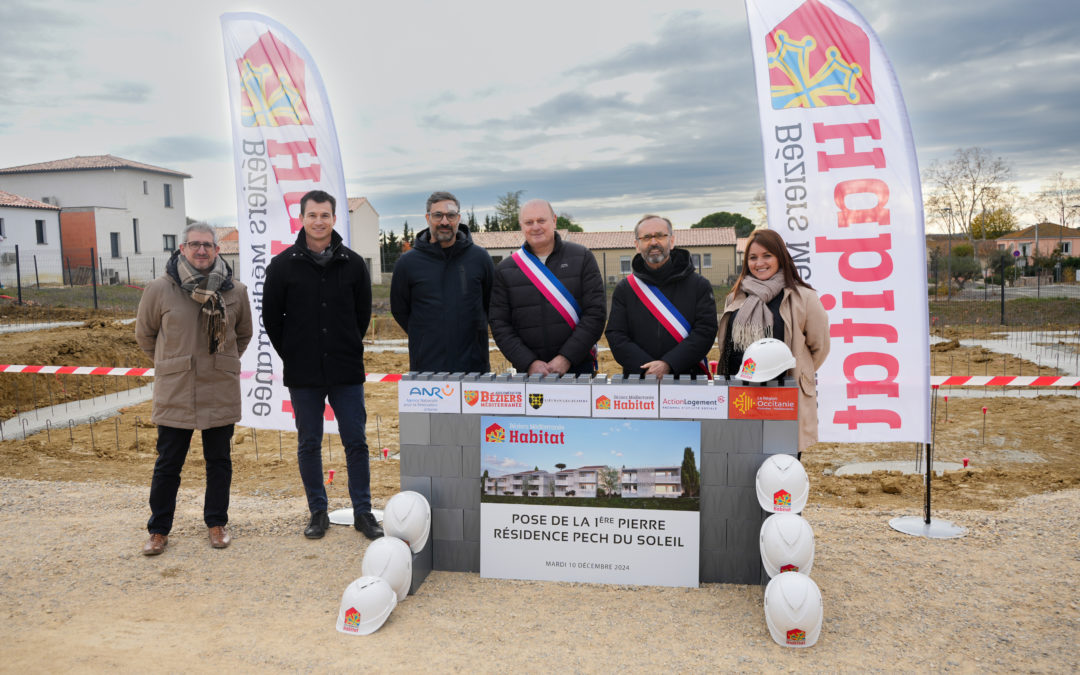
[
  {"x1": 524, "y1": 384, "x2": 592, "y2": 417},
  {"x1": 659, "y1": 384, "x2": 730, "y2": 419},
  {"x1": 460, "y1": 382, "x2": 527, "y2": 415}
]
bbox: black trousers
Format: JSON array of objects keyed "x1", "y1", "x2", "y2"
[{"x1": 147, "y1": 424, "x2": 233, "y2": 535}]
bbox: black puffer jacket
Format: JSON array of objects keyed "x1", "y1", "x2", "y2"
[
  {"x1": 489, "y1": 233, "x2": 606, "y2": 374},
  {"x1": 390, "y1": 225, "x2": 494, "y2": 373},
  {"x1": 262, "y1": 229, "x2": 371, "y2": 387},
  {"x1": 606, "y1": 248, "x2": 718, "y2": 376}
]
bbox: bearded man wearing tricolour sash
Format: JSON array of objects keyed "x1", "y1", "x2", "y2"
[
  {"x1": 605, "y1": 215, "x2": 717, "y2": 378},
  {"x1": 489, "y1": 199, "x2": 606, "y2": 376}
]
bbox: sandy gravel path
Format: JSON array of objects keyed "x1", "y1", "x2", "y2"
[{"x1": 1, "y1": 478, "x2": 1078, "y2": 672}]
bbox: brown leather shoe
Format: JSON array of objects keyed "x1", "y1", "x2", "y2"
[
  {"x1": 142, "y1": 533, "x2": 168, "y2": 556},
  {"x1": 208, "y1": 525, "x2": 231, "y2": 549}
]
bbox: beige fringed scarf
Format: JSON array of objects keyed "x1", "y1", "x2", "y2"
[{"x1": 731, "y1": 271, "x2": 787, "y2": 351}]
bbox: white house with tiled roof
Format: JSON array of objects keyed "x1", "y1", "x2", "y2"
[
  {"x1": 471, "y1": 227, "x2": 738, "y2": 285},
  {"x1": 0, "y1": 190, "x2": 63, "y2": 285},
  {"x1": 0, "y1": 155, "x2": 190, "y2": 284},
  {"x1": 348, "y1": 197, "x2": 382, "y2": 284}
]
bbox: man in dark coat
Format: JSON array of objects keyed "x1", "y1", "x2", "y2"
[
  {"x1": 605, "y1": 215, "x2": 717, "y2": 377},
  {"x1": 390, "y1": 191, "x2": 494, "y2": 373},
  {"x1": 489, "y1": 199, "x2": 606, "y2": 375},
  {"x1": 262, "y1": 189, "x2": 383, "y2": 541}
]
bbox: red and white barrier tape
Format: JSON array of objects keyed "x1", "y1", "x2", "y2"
[{"x1": 1, "y1": 364, "x2": 1077, "y2": 387}]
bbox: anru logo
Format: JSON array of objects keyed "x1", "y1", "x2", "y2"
[
  {"x1": 733, "y1": 391, "x2": 756, "y2": 415},
  {"x1": 485, "y1": 423, "x2": 506, "y2": 443},
  {"x1": 595, "y1": 395, "x2": 611, "y2": 410},
  {"x1": 408, "y1": 385, "x2": 455, "y2": 400},
  {"x1": 528, "y1": 393, "x2": 544, "y2": 409},
  {"x1": 463, "y1": 390, "x2": 479, "y2": 406},
  {"x1": 767, "y1": 0, "x2": 874, "y2": 109},
  {"x1": 237, "y1": 31, "x2": 314, "y2": 127}
]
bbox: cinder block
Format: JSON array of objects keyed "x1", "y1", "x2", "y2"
[
  {"x1": 726, "y1": 517, "x2": 762, "y2": 552},
  {"x1": 399, "y1": 475, "x2": 431, "y2": 501},
  {"x1": 714, "y1": 486, "x2": 761, "y2": 522},
  {"x1": 701, "y1": 452, "x2": 728, "y2": 486},
  {"x1": 433, "y1": 540, "x2": 480, "y2": 573},
  {"x1": 409, "y1": 539, "x2": 432, "y2": 595},
  {"x1": 727, "y1": 453, "x2": 766, "y2": 488},
  {"x1": 702, "y1": 420, "x2": 763, "y2": 454},
  {"x1": 762, "y1": 421, "x2": 799, "y2": 454},
  {"x1": 699, "y1": 548, "x2": 725, "y2": 583},
  {"x1": 720, "y1": 555, "x2": 761, "y2": 585},
  {"x1": 700, "y1": 516, "x2": 725, "y2": 551},
  {"x1": 400, "y1": 445, "x2": 462, "y2": 477},
  {"x1": 462, "y1": 446, "x2": 480, "y2": 477},
  {"x1": 432, "y1": 508, "x2": 464, "y2": 541},
  {"x1": 398, "y1": 413, "x2": 430, "y2": 445},
  {"x1": 463, "y1": 509, "x2": 481, "y2": 541},
  {"x1": 432, "y1": 476, "x2": 481, "y2": 510},
  {"x1": 431, "y1": 414, "x2": 479, "y2": 446}
]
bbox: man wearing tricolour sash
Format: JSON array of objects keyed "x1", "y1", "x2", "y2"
[
  {"x1": 606, "y1": 215, "x2": 717, "y2": 377},
  {"x1": 490, "y1": 199, "x2": 606, "y2": 376}
]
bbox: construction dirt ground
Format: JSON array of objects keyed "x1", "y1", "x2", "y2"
[{"x1": 1, "y1": 310, "x2": 1078, "y2": 671}]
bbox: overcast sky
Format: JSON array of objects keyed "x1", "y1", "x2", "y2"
[{"x1": 1, "y1": 0, "x2": 1078, "y2": 234}]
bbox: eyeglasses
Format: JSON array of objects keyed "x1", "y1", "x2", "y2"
[
  {"x1": 427, "y1": 211, "x2": 461, "y2": 222},
  {"x1": 183, "y1": 241, "x2": 216, "y2": 250},
  {"x1": 637, "y1": 233, "x2": 670, "y2": 243}
]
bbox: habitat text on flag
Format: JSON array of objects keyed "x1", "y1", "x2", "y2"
[
  {"x1": 221, "y1": 12, "x2": 350, "y2": 431},
  {"x1": 744, "y1": 0, "x2": 930, "y2": 443}
]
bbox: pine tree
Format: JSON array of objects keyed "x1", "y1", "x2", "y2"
[{"x1": 680, "y1": 447, "x2": 700, "y2": 498}]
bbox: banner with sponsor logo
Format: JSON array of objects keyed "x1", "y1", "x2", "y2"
[
  {"x1": 480, "y1": 416, "x2": 700, "y2": 587},
  {"x1": 524, "y1": 383, "x2": 592, "y2": 417},
  {"x1": 461, "y1": 382, "x2": 526, "y2": 415},
  {"x1": 221, "y1": 13, "x2": 351, "y2": 431},
  {"x1": 398, "y1": 380, "x2": 461, "y2": 414},
  {"x1": 745, "y1": 0, "x2": 931, "y2": 443},
  {"x1": 590, "y1": 384, "x2": 659, "y2": 419},
  {"x1": 660, "y1": 383, "x2": 729, "y2": 419}
]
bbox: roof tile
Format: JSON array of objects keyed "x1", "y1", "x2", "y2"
[{"x1": 0, "y1": 154, "x2": 191, "y2": 178}]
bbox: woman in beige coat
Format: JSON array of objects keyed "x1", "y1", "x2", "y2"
[{"x1": 717, "y1": 229, "x2": 830, "y2": 452}]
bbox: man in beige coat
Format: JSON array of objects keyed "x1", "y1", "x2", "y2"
[{"x1": 135, "y1": 223, "x2": 252, "y2": 555}]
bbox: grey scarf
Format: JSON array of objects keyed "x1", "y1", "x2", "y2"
[
  {"x1": 174, "y1": 254, "x2": 229, "y2": 354},
  {"x1": 731, "y1": 271, "x2": 787, "y2": 351}
]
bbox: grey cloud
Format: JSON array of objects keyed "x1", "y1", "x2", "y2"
[
  {"x1": 125, "y1": 136, "x2": 230, "y2": 164},
  {"x1": 0, "y1": 2, "x2": 79, "y2": 107},
  {"x1": 85, "y1": 81, "x2": 152, "y2": 103}
]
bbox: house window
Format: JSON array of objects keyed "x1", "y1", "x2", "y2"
[
  {"x1": 132, "y1": 218, "x2": 141, "y2": 253},
  {"x1": 491, "y1": 255, "x2": 503, "y2": 264},
  {"x1": 163, "y1": 234, "x2": 177, "y2": 252},
  {"x1": 703, "y1": 253, "x2": 712, "y2": 268},
  {"x1": 620, "y1": 255, "x2": 631, "y2": 274},
  {"x1": 1063, "y1": 242, "x2": 1073, "y2": 255},
  {"x1": 1020, "y1": 244, "x2": 1030, "y2": 256},
  {"x1": 164, "y1": 183, "x2": 173, "y2": 208},
  {"x1": 691, "y1": 253, "x2": 702, "y2": 270},
  {"x1": 365, "y1": 257, "x2": 372, "y2": 271},
  {"x1": 143, "y1": 180, "x2": 149, "y2": 195},
  {"x1": 0, "y1": 218, "x2": 5, "y2": 237},
  {"x1": 35, "y1": 220, "x2": 46, "y2": 244},
  {"x1": 110, "y1": 232, "x2": 121, "y2": 258}
]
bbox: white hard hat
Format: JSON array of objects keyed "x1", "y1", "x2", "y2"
[
  {"x1": 738, "y1": 338, "x2": 796, "y2": 382},
  {"x1": 759, "y1": 513, "x2": 815, "y2": 578},
  {"x1": 336, "y1": 576, "x2": 397, "y2": 635},
  {"x1": 362, "y1": 536, "x2": 413, "y2": 603},
  {"x1": 383, "y1": 491, "x2": 431, "y2": 553},
  {"x1": 755, "y1": 454, "x2": 809, "y2": 514},
  {"x1": 763, "y1": 571, "x2": 823, "y2": 648}
]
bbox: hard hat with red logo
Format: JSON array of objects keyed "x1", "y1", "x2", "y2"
[
  {"x1": 738, "y1": 337, "x2": 796, "y2": 382},
  {"x1": 336, "y1": 576, "x2": 397, "y2": 635},
  {"x1": 759, "y1": 513, "x2": 815, "y2": 578},
  {"x1": 763, "y1": 571, "x2": 823, "y2": 648},
  {"x1": 755, "y1": 453, "x2": 809, "y2": 514}
]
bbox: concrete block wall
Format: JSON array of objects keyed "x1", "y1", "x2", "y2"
[{"x1": 399, "y1": 372, "x2": 798, "y2": 590}]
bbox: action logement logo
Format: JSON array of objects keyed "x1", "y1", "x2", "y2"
[
  {"x1": 342, "y1": 607, "x2": 362, "y2": 633},
  {"x1": 485, "y1": 423, "x2": 506, "y2": 443},
  {"x1": 237, "y1": 31, "x2": 314, "y2": 127},
  {"x1": 766, "y1": 0, "x2": 874, "y2": 109}
]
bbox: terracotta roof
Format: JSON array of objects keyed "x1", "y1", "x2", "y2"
[
  {"x1": 348, "y1": 197, "x2": 379, "y2": 216},
  {"x1": 214, "y1": 226, "x2": 239, "y2": 242},
  {"x1": 996, "y1": 222, "x2": 1080, "y2": 241},
  {"x1": 0, "y1": 154, "x2": 191, "y2": 178},
  {"x1": 472, "y1": 228, "x2": 737, "y2": 251},
  {"x1": 0, "y1": 190, "x2": 61, "y2": 210}
]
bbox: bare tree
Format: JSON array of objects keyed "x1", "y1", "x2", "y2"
[
  {"x1": 1031, "y1": 172, "x2": 1080, "y2": 228},
  {"x1": 923, "y1": 147, "x2": 1013, "y2": 246}
]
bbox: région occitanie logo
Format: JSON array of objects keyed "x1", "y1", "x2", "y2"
[{"x1": 237, "y1": 31, "x2": 314, "y2": 127}]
